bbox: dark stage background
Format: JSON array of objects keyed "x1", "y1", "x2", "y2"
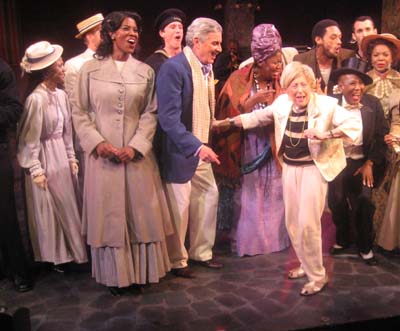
[{"x1": 15, "y1": 0, "x2": 381, "y2": 62}]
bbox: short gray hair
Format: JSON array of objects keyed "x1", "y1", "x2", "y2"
[
  {"x1": 280, "y1": 61, "x2": 316, "y2": 89},
  {"x1": 185, "y1": 17, "x2": 223, "y2": 48}
]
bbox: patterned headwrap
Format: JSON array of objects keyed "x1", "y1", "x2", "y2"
[{"x1": 251, "y1": 24, "x2": 282, "y2": 64}]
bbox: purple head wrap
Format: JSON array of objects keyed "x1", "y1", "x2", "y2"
[{"x1": 251, "y1": 24, "x2": 282, "y2": 64}]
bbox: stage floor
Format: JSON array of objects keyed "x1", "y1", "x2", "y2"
[{"x1": 2, "y1": 214, "x2": 400, "y2": 331}]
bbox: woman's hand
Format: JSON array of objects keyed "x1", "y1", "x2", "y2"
[
  {"x1": 254, "y1": 84, "x2": 275, "y2": 105},
  {"x1": 115, "y1": 146, "x2": 135, "y2": 163},
  {"x1": 242, "y1": 85, "x2": 275, "y2": 113},
  {"x1": 96, "y1": 142, "x2": 119, "y2": 159},
  {"x1": 353, "y1": 160, "x2": 374, "y2": 188},
  {"x1": 69, "y1": 161, "x2": 79, "y2": 176},
  {"x1": 33, "y1": 174, "x2": 48, "y2": 189}
]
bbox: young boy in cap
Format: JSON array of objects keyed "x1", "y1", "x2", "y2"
[
  {"x1": 145, "y1": 8, "x2": 186, "y2": 75},
  {"x1": 328, "y1": 64, "x2": 388, "y2": 265}
]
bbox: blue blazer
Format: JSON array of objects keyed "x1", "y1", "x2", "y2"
[{"x1": 156, "y1": 52, "x2": 203, "y2": 183}]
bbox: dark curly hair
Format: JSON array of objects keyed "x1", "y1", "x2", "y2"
[
  {"x1": 95, "y1": 11, "x2": 142, "y2": 59},
  {"x1": 366, "y1": 38, "x2": 398, "y2": 66}
]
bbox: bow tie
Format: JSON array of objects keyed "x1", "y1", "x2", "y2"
[
  {"x1": 344, "y1": 103, "x2": 362, "y2": 110},
  {"x1": 201, "y1": 64, "x2": 212, "y2": 76}
]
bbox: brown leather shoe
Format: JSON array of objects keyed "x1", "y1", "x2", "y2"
[
  {"x1": 191, "y1": 259, "x2": 223, "y2": 269},
  {"x1": 171, "y1": 267, "x2": 195, "y2": 278}
]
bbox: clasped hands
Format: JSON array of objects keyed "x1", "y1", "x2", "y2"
[{"x1": 96, "y1": 142, "x2": 135, "y2": 163}]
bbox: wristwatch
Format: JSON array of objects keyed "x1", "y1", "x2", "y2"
[{"x1": 229, "y1": 117, "x2": 235, "y2": 127}]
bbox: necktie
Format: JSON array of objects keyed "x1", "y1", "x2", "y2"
[{"x1": 201, "y1": 64, "x2": 212, "y2": 76}]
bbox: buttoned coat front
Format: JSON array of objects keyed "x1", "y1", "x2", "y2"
[
  {"x1": 241, "y1": 93, "x2": 362, "y2": 182},
  {"x1": 71, "y1": 56, "x2": 172, "y2": 248}
]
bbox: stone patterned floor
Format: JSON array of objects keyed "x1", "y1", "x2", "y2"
[{"x1": 1, "y1": 240, "x2": 400, "y2": 331}]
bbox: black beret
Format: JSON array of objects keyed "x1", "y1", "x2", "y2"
[
  {"x1": 154, "y1": 8, "x2": 186, "y2": 32},
  {"x1": 311, "y1": 19, "x2": 339, "y2": 44}
]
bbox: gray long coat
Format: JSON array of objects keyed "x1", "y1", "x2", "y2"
[{"x1": 71, "y1": 56, "x2": 172, "y2": 248}]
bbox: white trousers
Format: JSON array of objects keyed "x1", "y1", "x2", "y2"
[
  {"x1": 164, "y1": 161, "x2": 219, "y2": 268},
  {"x1": 282, "y1": 163, "x2": 327, "y2": 282}
]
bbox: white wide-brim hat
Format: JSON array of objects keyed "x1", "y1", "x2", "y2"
[
  {"x1": 20, "y1": 41, "x2": 63, "y2": 73},
  {"x1": 75, "y1": 13, "x2": 104, "y2": 39}
]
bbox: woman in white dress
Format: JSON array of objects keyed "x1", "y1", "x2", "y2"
[{"x1": 18, "y1": 41, "x2": 87, "y2": 271}]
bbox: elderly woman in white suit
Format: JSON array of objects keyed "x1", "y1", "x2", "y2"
[{"x1": 222, "y1": 61, "x2": 361, "y2": 296}]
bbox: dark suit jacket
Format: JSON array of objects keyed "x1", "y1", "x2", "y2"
[
  {"x1": 335, "y1": 93, "x2": 389, "y2": 186},
  {"x1": 294, "y1": 48, "x2": 354, "y2": 95},
  {"x1": 145, "y1": 50, "x2": 168, "y2": 76},
  {"x1": 156, "y1": 52, "x2": 203, "y2": 183},
  {"x1": 0, "y1": 58, "x2": 28, "y2": 277}
]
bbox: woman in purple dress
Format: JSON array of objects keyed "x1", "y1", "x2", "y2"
[{"x1": 214, "y1": 24, "x2": 289, "y2": 256}]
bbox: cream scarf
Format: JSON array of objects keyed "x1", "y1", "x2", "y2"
[{"x1": 183, "y1": 46, "x2": 215, "y2": 143}]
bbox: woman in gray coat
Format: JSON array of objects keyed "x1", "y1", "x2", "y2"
[{"x1": 71, "y1": 11, "x2": 173, "y2": 295}]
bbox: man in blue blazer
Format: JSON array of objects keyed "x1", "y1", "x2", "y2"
[
  {"x1": 328, "y1": 65, "x2": 388, "y2": 265},
  {"x1": 156, "y1": 17, "x2": 223, "y2": 277}
]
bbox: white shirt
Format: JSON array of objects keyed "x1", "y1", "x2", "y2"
[
  {"x1": 342, "y1": 98, "x2": 364, "y2": 160},
  {"x1": 64, "y1": 48, "x2": 95, "y2": 97},
  {"x1": 320, "y1": 67, "x2": 331, "y2": 86}
]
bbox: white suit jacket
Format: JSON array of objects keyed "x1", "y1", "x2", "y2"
[
  {"x1": 240, "y1": 93, "x2": 362, "y2": 182},
  {"x1": 64, "y1": 48, "x2": 95, "y2": 97}
]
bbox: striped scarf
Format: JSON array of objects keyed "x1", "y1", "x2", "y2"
[{"x1": 183, "y1": 46, "x2": 215, "y2": 143}]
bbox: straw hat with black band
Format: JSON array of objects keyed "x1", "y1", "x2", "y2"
[{"x1": 75, "y1": 13, "x2": 104, "y2": 39}]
